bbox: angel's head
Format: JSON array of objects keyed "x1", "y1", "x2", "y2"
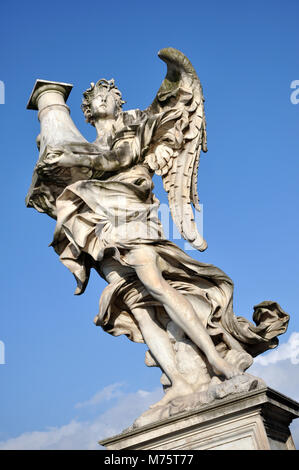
[{"x1": 81, "y1": 79, "x2": 125, "y2": 125}]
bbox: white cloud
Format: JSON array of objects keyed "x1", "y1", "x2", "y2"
[
  {"x1": 254, "y1": 332, "x2": 299, "y2": 366},
  {"x1": 75, "y1": 382, "x2": 124, "y2": 409},
  {"x1": 250, "y1": 359, "x2": 299, "y2": 402},
  {"x1": 0, "y1": 386, "x2": 163, "y2": 450},
  {"x1": 1, "y1": 333, "x2": 299, "y2": 450}
]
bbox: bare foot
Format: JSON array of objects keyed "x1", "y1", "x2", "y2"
[
  {"x1": 210, "y1": 356, "x2": 241, "y2": 379},
  {"x1": 150, "y1": 379, "x2": 194, "y2": 409}
]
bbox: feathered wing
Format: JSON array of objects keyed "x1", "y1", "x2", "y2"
[{"x1": 144, "y1": 48, "x2": 208, "y2": 251}]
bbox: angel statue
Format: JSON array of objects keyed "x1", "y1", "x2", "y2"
[{"x1": 26, "y1": 48, "x2": 289, "y2": 426}]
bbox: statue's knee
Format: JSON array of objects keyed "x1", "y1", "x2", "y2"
[
  {"x1": 132, "y1": 308, "x2": 143, "y2": 324},
  {"x1": 128, "y1": 246, "x2": 158, "y2": 267},
  {"x1": 146, "y1": 278, "x2": 166, "y2": 299},
  {"x1": 132, "y1": 308, "x2": 154, "y2": 330}
]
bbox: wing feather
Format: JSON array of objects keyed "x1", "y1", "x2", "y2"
[{"x1": 144, "y1": 48, "x2": 208, "y2": 250}]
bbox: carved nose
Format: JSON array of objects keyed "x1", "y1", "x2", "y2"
[{"x1": 99, "y1": 95, "x2": 107, "y2": 104}]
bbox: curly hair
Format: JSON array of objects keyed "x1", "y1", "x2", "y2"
[{"x1": 81, "y1": 79, "x2": 125, "y2": 126}]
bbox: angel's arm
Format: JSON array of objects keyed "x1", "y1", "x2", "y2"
[
  {"x1": 63, "y1": 142, "x2": 134, "y2": 172},
  {"x1": 36, "y1": 141, "x2": 135, "y2": 176}
]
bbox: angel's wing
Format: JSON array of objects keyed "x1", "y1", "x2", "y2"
[{"x1": 144, "y1": 48, "x2": 208, "y2": 251}]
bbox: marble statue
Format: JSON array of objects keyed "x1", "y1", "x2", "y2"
[{"x1": 26, "y1": 48, "x2": 289, "y2": 427}]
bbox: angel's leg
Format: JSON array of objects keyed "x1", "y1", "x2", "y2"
[
  {"x1": 131, "y1": 307, "x2": 194, "y2": 407},
  {"x1": 127, "y1": 246, "x2": 241, "y2": 381},
  {"x1": 101, "y1": 257, "x2": 194, "y2": 406}
]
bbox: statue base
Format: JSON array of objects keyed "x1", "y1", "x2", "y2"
[{"x1": 99, "y1": 387, "x2": 299, "y2": 450}]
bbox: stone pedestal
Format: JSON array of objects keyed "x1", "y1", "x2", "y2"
[{"x1": 99, "y1": 387, "x2": 298, "y2": 450}]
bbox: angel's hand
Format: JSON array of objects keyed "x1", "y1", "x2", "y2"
[
  {"x1": 146, "y1": 144, "x2": 174, "y2": 176},
  {"x1": 35, "y1": 150, "x2": 63, "y2": 177},
  {"x1": 36, "y1": 150, "x2": 93, "y2": 175},
  {"x1": 54, "y1": 152, "x2": 92, "y2": 168},
  {"x1": 36, "y1": 148, "x2": 63, "y2": 168}
]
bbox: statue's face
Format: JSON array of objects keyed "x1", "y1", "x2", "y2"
[{"x1": 90, "y1": 90, "x2": 118, "y2": 120}]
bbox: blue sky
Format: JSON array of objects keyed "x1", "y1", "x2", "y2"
[{"x1": 0, "y1": 0, "x2": 299, "y2": 449}]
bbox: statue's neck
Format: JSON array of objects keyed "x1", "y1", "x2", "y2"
[{"x1": 94, "y1": 117, "x2": 117, "y2": 146}]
